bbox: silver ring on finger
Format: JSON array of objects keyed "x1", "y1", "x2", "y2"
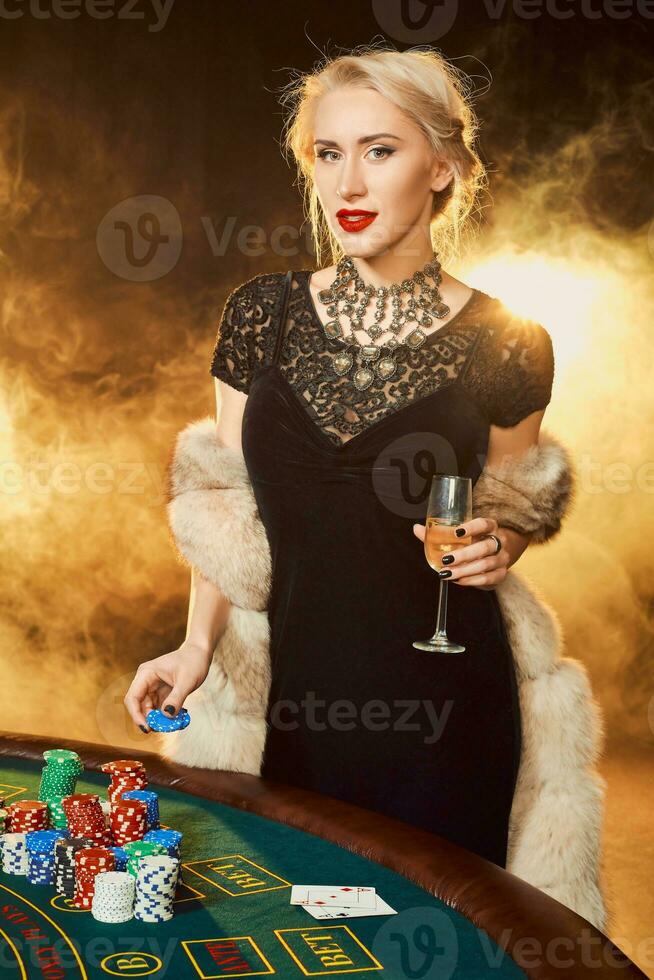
[{"x1": 485, "y1": 533, "x2": 502, "y2": 555}]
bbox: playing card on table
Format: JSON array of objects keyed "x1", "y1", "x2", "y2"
[
  {"x1": 302, "y1": 895, "x2": 398, "y2": 919},
  {"x1": 290, "y1": 885, "x2": 377, "y2": 908}
]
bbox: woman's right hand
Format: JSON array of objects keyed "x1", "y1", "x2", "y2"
[{"x1": 123, "y1": 641, "x2": 214, "y2": 733}]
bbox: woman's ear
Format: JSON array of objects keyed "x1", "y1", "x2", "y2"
[{"x1": 431, "y1": 157, "x2": 455, "y2": 193}]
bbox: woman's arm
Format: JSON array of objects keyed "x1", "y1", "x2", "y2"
[
  {"x1": 412, "y1": 407, "x2": 547, "y2": 589},
  {"x1": 181, "y1": 379, "x2": 249, "y2": 652},
  {"x1": 213, "y1": 377, "x2": 248, "y2": 454},
  {"x1": 480, "y1": 407, "x2": 547, "y2": 568},
  {"x1": 123, "y1": 380, "x2": 252, "y2": 731}
]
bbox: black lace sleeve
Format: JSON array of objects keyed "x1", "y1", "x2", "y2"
[
  {"x1": 209, "y1": 273, "x2": 288, "y2": 393},
  {"x1": 462, "y1": 312, "x2": 554, "y2": 427},
  {"x1": 209, "y1": 277, "x2": 260, "y2": 394}
]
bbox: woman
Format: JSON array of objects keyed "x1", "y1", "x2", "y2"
[{"x1": 124, "y1": 47, "x2": 589, "y2": 880}]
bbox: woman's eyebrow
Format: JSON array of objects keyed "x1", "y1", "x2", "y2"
[{"x1": 314, "y1": 133, "x2": 403, "y2": 147}]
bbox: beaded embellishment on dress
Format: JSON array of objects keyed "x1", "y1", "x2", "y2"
[{"x1": 210, "y1": 270, "x2": 554, "y2": 446}]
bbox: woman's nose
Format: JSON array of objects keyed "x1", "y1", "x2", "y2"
[{"x1": 337, "y1": 160, "x2": 366, "y2": 200}]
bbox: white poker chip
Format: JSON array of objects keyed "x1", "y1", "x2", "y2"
[{"x1": 92, "y1": 871, "x2": 136, "y2": 923}]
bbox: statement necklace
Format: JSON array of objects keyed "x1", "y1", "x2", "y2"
[{"x1": 315, "y1": 254, "x2": 450, "y2": 392}]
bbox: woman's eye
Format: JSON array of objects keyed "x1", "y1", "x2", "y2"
[
  {"x1": 317, "y1": 149, "x2": 339, "y2": 162},
  {"x1": 368, "y1": 146, "x2": 394, "y2": 160},
  {"x1": 316, "y1": 146, "x2": 394, "y2": 162}
]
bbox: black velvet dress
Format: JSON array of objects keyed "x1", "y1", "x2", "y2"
[{"x1": 210, "y1": 269, "x2": 554, "y2": 869}]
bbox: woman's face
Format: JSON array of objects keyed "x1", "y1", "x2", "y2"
[{"x1": 311, "y1": 86, "x2": 452, "y2": 260}]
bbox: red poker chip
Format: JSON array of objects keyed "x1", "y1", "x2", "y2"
[
  {"x1": 73, "y1": 849, "x2": 115, "y2": 909},
  {"x1": 62, "y1": 793, "x2": 100, "y2": 807},
  {"x1": 77, "y1": 846, "x2": 113, "y2": 864},
  {"x1": 101, "y1": 760, "x2": 146, "y2": 776},
  {"x1": 6, "y1": 800, "x2": 49, "y2": 832}
]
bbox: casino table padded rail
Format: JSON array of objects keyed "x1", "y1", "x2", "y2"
[{"x1": 0, "y1": 731, "x2": 645, "y2": 980}]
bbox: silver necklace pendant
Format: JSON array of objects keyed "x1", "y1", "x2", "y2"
[
  {"x1": 353, "y1": 365, "x2": 375, "y2": 391},
  {"x1": 339, "y1": 344, "x2": 400, "y2": 391},
  {"x1": 320, "y1": 253, "x2": 449, "y2": 390},
  {"x1": 353, "y1": 344, "x2": 381, "y2": 391},
  {"x1": 333, "y1": 349, "x2": 354, "y2": 376},
  {"x1": 376, "y1": 356, "x2": 397, "y2": 380},
  {"x1": 405, "y1": 327, "x2": 427, "y2": 350}
]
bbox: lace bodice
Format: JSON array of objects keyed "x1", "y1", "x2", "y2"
[{"x1": 209, "y1": 269, "x2": 554, "y2": 446}]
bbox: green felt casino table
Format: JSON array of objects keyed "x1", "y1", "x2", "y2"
[{"x1": 0, "y1": 734, "x2": 645, "y2": 980}]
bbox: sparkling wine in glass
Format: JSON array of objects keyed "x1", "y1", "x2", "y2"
[{"x1": 413, "y1": 474, "x2": 472, "y2": 654}]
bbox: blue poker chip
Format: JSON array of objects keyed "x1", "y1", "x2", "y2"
[{"x1": 146, "y1": 707, "x2": 190, "y2": 733}]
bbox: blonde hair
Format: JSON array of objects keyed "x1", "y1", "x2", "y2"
[{"x1": 278, "y1": 41, "x2": 488, "y2": 268}]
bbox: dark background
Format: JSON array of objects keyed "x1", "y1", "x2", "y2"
[
  {"x1": 2, "y1": 0, "x2": 652, "y2": 296},
  {"x1": 1, "y1": 1, "x2": 653, "y2": 964},
  {"x1": 0, "y1": 0, "x2": 652, "y2": 785}
]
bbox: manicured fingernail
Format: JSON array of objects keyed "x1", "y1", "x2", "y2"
[
  {"x1": 455, "y1": 527, "x2": 466, "y2": 537},
  {"x1": 139, "y1": 725, "x2": 149, "y2": 733},
  {"x1": 441, "y1": 554, "x2": 454, "y2": 564},
  {"x1": 438, "y1": 569, "x2": 453, "y2": 578},
  {"x1": 164, "y1": 704, "x2": 175, "y2": 715}
]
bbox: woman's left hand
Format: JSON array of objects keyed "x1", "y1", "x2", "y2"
[{"x1": 412, "y1": 517, "x2": 511, "y2": 590}]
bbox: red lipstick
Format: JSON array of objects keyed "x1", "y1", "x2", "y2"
[{"x1": 336, "y1": 209, "x2": 378, "y2": 233}]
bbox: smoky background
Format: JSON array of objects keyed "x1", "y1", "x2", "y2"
[{"x1": 0, "y1": 0, "x2": 652, "y2": 761}]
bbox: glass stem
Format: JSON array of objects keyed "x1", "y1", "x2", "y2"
[{"x1": 430, "y1": 579, "x2": 449, "y2": 640}]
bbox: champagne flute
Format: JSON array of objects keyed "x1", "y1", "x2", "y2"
[{"x1": 413, "y1": 474, "x2": 472, "y2": 653}]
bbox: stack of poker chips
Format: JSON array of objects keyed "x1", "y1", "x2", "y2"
[
  {"x1": 62, "y1": 793, "x2": 112, "y2": 845},
  {"x1": 25, "y1": 829, "x2": 70, "y2": 886},
  {"x1": 92, "y1": 871, "x2": 136, "y2": 923},
  {"x1": 109, "y1": 846, "x2": 129, "y2": 871},
  {"x1": 1, "y1": 833, "x2": 29, "y2": 874},
  {"x1": 54, "y1": 837, "x2": 94, "y2": 898},
  {"x1": 101, "y1": 760, "x2": 148, "y2": 806},
  {"x1": 134, "y1": 855, "x2": 180, "y2": 922},
  {"x1": 0, "y1": 749, "x2": 181, "y2": 923},
  {"x1": 143, "y1": 828, "x2": 183, "y2": 887},
  {"x1": 6, "y1": 800, "x2": 49, "y2": 832},
  {"x1": 122, "y1": 840, "x2": 168, "y2": 877},
  {"x1": 110, "y1": 798, "x2": 148, "y2": 845},
  {"x1": 120, "y1": 790, "x2": 160, "y2": 831},
  {"x1": 73, "y1": 846, "x2": 115, "y2": 909},
  {"x1": 38, "y1": 749, "x2": 84, "y2": 828}
]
